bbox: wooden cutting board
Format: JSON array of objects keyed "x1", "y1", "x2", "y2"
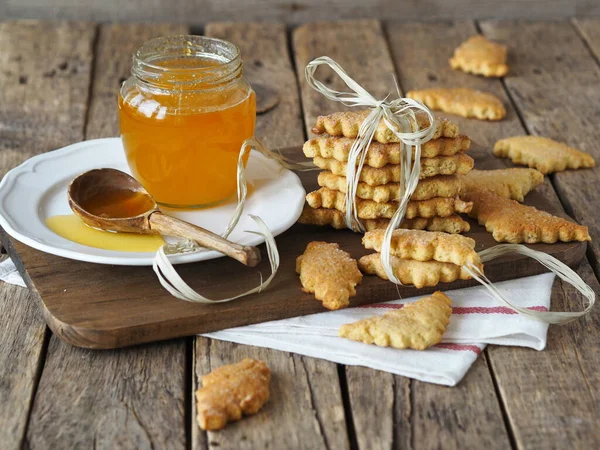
[{"x1": 0, "y1": 145, "x2": 587, "y2": 349}]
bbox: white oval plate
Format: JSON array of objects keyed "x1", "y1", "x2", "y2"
[{"x1": 0, "y1": 138, "x2": 305, "y2": 266}]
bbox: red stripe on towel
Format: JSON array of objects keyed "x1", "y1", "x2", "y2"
[
  {"x1": 359, "y1": 304, "x2": 548, "y2": 314},
  {"x1": 435, "y1": 343, "x2": 482, "y2": 355}
]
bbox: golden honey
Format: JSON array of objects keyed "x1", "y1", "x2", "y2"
[
  {"x1": 80, "y1": 189, "x2": 156, "y2": 218},
  {"x1": 47, "y1": 215, "x2": 164, "y2": 253},
  {"x1": 119, "y1": 36, "x2": 256, "y2": 208}
]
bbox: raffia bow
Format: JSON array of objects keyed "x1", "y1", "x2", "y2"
[{"x1": 305, "y1": 56, "x2": 595, "y2": 324}]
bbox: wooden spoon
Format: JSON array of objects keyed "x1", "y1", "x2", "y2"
[{"x1": 68, "y1": 168, "x2": 261, "y2": 267}]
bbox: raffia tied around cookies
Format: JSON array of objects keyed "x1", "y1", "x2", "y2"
[
  {"x1": 305, "y1": 56, "x2": 436, "y2": 284},
  {"x1": 307, "y1": 57, "x2": 595, "y2": 324},
  {"x1": 463, "y1": 245, "x2": 595, "y2": 324},
  {"x1": 153, "y1": 137, "x2": 316, "y2": 303}
]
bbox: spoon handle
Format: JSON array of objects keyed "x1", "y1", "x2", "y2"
[{"x1": 148, "y1": 212, "x2": 261, "y2": 267}]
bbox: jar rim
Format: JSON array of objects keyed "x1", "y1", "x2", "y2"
[{"x1": 131, "y1": 35, "x2": 242, "y2": 88}]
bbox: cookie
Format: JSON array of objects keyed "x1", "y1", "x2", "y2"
[
  {"x1": 407, "y1": 88, "x2": 506, "y2": 121},
  {"x1": 296, "y1": 241, "x2": 362, "y2": 310},
  {"x1": 459, "y1": 168, "x2": 544, "y2": 202},
  {"x1": 196, "y1": 358, "x2": 271, "y2": 431},
  {"x1": 449, "y1": 35, "x2": 509, "y2": 77},
  {"x1": 359, "y1": 253, "x2": 479, "y2": 288},
  {"x1": 363, "y1": 229, "x2": 481, "y2": 266},
  {"x1": 493, "y1": 136, "x2": 595, "y2": 174},
  {"x1": 298, "y1": 205, "x2": 471, "y2": 234},
  {"x1": 318, "y1": 172, "x2": 463, "y2": 203},
  {"x1": 303, "y1": 135, "x2": 471, "y2": 168},
  {"x1": 312, "y1": 153, "x2": 474, "y2": 185},
  {"x1": 339, "y1": 291, "x2": 453, "y2": 350},
  {"x1": 463, "y1": 190, "x2": 591, "y2": 243},
  {"x1": 305, "y1": 187, "x2": 473, "y2": 219},
  {"x1": 312, "y1": 110, "x2": 459, "y2": 143}
]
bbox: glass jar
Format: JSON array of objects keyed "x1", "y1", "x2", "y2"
[{"x1": 118, "y1": 36, "x2": 256, "y2": 208}]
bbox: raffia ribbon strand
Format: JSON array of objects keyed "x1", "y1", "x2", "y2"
[
  {"x1": 305, "y1": 56, "x2": 595, "y2": 324},
  {"x1": 152, "y1": 137, "x2": 315, "y2": 303},
  {"x1": 305, "y1": 56, "x2": 435, "y2": 282},
  {"x1": 463, "y1": 244, "x2": 595, "y2": 324}
]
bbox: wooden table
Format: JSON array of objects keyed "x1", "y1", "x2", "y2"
[{"x1": 1, "y1": 19, "x2": 599, "y2": 449}]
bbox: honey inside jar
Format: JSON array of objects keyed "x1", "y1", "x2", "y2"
[{"x1": 119, "y1": 36, "x2": 256, "y2": 208}]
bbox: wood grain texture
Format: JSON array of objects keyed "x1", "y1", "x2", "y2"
[
  {"x1": 2, "y1": 0, "x2": 586, "y2": 23},
  {"x1": 23, "y1": 23, "x2": 188, "y2": 450},
  {"x1": 574, "y1": 18, "x2": 600, "y2": 62},
  {"x1": 26, "y1": 338, "x2": 186, "y2": 449},
  {"x1": 386, "y1": 21, "x2": 568, "y2": 216},
  {"x1": 1, "y1": 156, "x2": 585, "y2": 348},
  {"x1": 206, "y1": 22, "x2": 305, "y2": 149},
  {"x1": 387, "y1": 20, "x2": 522, "y2": 147},
  {"x1": 477, "y1": 19, "x2": 600, "y2": 449},
  {"x1": 488, "y1": 262, "x2": 600, "y2": 449},
  {"x1": 347, "y1": 356, "x2": 511, "y2": 450},
  {"x1": 191, "y1": 23, "x2": 349, "y2": 449},
  {"x1": 480, "y1": 20, "x2": 600, "y2": 277},
  {"x1": 194, "y1": 338, "x2": 347, "y2": 449},
  {"x1": 0, "y1": 280, "x2": 46, "y2": 450},
  {"x1": 293, "y1": 19, "x2": 511, "y2": 449},
  {"x1": 0, "y1": 20, "x2": 94, "y2": 174},
  {"x1": 86, "y1": 23, "x2": 188, "y2": 139},
  {"x1": 0, "y1": 20, "x2": 96, "y2": 450},
  {"x1": 389, "y1": 19, "x2": 600, "y2": 450},
  {"x1": 293, "y1": 19, "x2": 396, "y2": 131}
]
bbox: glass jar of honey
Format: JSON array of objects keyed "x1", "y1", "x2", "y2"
[{"x1": 119, "y1": 36, "x2": 256, "y2": 208}]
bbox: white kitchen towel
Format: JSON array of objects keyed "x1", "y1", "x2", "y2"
[{"x1": 0, "y1": 257, "x2": 553, "y2": 386}]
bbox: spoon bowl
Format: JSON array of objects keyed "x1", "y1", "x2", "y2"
[{"x1": 68, "y1": 169, "x2": 261, "y2": 267}]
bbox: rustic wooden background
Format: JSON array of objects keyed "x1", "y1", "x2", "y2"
[
  {"x1": 1, "y1": 16, "x2": 600, "y2": 450},
  {"x1": 2, "y1": 0, "x2": 600, "y2": 23}
]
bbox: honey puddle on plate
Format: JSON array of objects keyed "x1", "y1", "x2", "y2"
[{"x1": 46, "y1": 214, "x2": 165, "y2": 253}]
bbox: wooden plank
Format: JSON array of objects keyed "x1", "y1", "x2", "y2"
[
  {"x1": 27, "y1": 338, "x2": 187, "y2": 449},
  {"x1": 293, "y1": 19, "x2": 511, "y2": 449},
  {"x1": 194, "y1": 338, "x2": 347, "y2": 449},
  {"x1": 389, "y1": 19, "x2": 600, "y2": 449},
  {"x1": 0, "y1": 20, "x2": 94, "y2": 176},
  {"x1": 24, "y1": 23, "x2": 188, "y2": 450},
  {"x1": 477, "y1": 20, "x2": 600, "y2": 449},
  {"x1": 1, "y1": 144, "x2": 585, "y2": 348},
  {"x1": 2, "y1": 0, "x2": 584, "y2": 24},
  {"x1": 0, "y1": 21, "x2": 585, "y2": 351},
  {"x1": 347, "y1": 355, "x2": 512, "y2": 450},
  {"x1": 0, "y1": 20, "x2": 96, "y2": 450},
  {"x1": 0, "y1": 281, "x2": 46, "y2": 450},
  {"x1": 487, "y1": 262, "x2": 600, "y2": 449},
  {"x1": 293, "y1": 19, "x2": 397, "y2": 127},
  {"x1": 388, "y1": 20, "x2": 523, "y2": 147},
  {"x1": 190, "y1": 22, "x2": 349, "y2": 449},
  {"x1": 555, "y1": 19, "x2": 600, "y2": 279},
  {"x1": 574, "y1": 18, "x2": 600, "y2": 62},
  {"x1": 480, "y1": 20, "x2": 600, "y2": 278},
  {"x1": 204, "y1": 22, "x2": 305, "y2": 149},
  {"x1": 86, "y1": 23, "x2": 189, "y2": 139}
]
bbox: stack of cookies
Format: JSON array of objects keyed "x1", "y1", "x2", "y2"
[
  {"x1": 359, "y1": 229, "x2": 483, "y2": 287},
  {"x1": 299, "y1": 110, "x2": 475, "y2": 234}
]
